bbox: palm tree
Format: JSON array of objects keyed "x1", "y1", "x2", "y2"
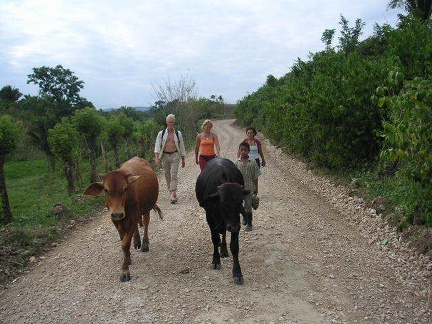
[
  {"x1": 0, "y1": 85, "x2": 22, "y2": 103},
  {"x1": 388, "y1": 0, "x2": 432, "y2": 21}
]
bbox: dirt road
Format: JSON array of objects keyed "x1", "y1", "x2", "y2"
[{"x1": 0, "y1": 119, "x2": 430, "y2": 323}]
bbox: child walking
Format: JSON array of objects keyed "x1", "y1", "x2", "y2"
[{"x1": 235, "y1": 142, "x2": 261, "y2": 231}]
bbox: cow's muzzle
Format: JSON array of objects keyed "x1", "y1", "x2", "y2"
[{"x1": 111, "y1": 212, "x2": 125, "y2": 221}]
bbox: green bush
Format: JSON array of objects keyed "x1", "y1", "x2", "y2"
[
  {"x1": 379, "y1": 76, "x2": 432, "y2": 226},
  {"x1": 234, "y1": 15, "x2": 432, "y2": 228}
]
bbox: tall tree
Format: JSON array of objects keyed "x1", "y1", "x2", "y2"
[
  {"x1": 338, "y1": 15, "x2": 365, "y2": 54},
  {"x1": 151, "y1": 74, "x2": 201, "y2": 143},
  {"x1": 133, "y1": 119, "x2": 160, "y2": 159},
  {"x1": 0, "y1": 85, "x2": 22, "y2": 104},
  {"x1": 388, "y1": 0, "x2": 432, "y2": 21},
  {"x1": 72, "y1": 107, "x2": 106, "y2": 182},
  {"x1": 116, "y1": 113, "x2": 134, "y2": 159},
  {"x1": 0, "y1": 115, "x2": 23, "y2": 224},
  {"x1": 151, "y1": 73, "x2": 198, "y2": 120},
  {"x1": 18, "y1": 96, "x2": 58, "y2": 170},
  {"x1": 27, "y1": 65, "x2": 83, "y2": 103},
  {"x1": 23, "y1": 66, "x2": 92, "y2": 169},
  {"x1": 387, "y1": 15, "x2": 432, "y2": 78},
  {"x1": 321, "y1": 29, "x2": 336, "y2": 50},
  {"x1": 27, "y1": 65, "x2": 91, "y2": 111},
  {"x1": 106, "y1": 115, "x2": 126, "y2": 168},
  {"x1": 48, "y1": 118, "x2": 80, "y2": 194},
  {"x1": 0, "y1": 85, "x2": 22, "y2": 113}
]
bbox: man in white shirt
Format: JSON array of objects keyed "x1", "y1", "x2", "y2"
[{"x1": 154, "y1": 114, "x2": 186, "y2": 203}]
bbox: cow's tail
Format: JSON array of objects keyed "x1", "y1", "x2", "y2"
[{"x1": 153, "y1": 204, "x2": 163, "y2": 220}]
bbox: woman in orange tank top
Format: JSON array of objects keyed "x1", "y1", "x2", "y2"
[{"x1": 195, "y1": 119, "x2": 220, "y2": 171}]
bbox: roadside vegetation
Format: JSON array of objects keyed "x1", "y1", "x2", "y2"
[{"x1": 235, "y1": 11, "x2": 432, "y2": 253}]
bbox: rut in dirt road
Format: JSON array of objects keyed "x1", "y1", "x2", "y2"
[{"x1": 0, "y1": 119, "x2": 430, "y2": 324}]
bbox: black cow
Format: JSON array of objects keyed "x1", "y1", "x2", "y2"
[{"x1": 195, "y1": 158, "x2": 250, "y2": 284}]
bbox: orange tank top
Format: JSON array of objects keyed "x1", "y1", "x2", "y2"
[{"x1": 200, "y1": 137, "x2": 215, "y2": 156}]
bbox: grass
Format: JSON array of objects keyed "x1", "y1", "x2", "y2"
[
  {"x1": 1, "y1": 158, "x2": 105, "y2": 284},
  {"x1": 348, "y1": 166, "x2": 432, "y2": 254},
  {"x1": 5, "y1": 159, "x2": 102, "y2": 227}
]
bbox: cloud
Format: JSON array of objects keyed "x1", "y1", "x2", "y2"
[{"x1": 0, "y1": 0, "x2": 401, "y2": 108}]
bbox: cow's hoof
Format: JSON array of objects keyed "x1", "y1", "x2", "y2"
[
  {"x1": 233, "y1": 276, "x2": 244, "y2": 285},
  {"x1": 120, "y1": 273, "x2": 131, "y2": 282},
  {"x1": 141, "y1": 245, "x2": 149, "y2": 252},
  {"x1": 134, "y1": 242, "x2": 141, "y2": 250},
  {"x1": 220, "y1": 251, "x2": 229, "y2": 258},
  {"x1": 212, "y1": 263, "x2": 221, "y2": 270}
]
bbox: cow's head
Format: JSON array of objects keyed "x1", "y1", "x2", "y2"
[
  {"x1": 83, "y1": 171, "x2": 141, "y2": 221},
  {"x1": 200, "y1": 182, "x2": 250, "y2": 233}
]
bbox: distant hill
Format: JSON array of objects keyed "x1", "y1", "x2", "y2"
[
  {"x1": 103, "y1": 106, "x2": 151, "y2": 111},
  {"x1": 134, "y1": 106, "x2": 151, "y2": 111}
]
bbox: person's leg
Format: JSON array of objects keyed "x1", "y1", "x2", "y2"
[
  {"x1": 242, "y1": 214, "x2": 247, "y2": 225},
  {"x1": 244, "y1": 193, "x2": 253, "y2": 231},
  {"x1": 255, "y1": 158, "x2": 261, "y2": 168},
  {"x1": 198, "y1": 155, "x2": 207, "y2": 170},
  {"x1": 161, "y1": 154, "x2": 172, "y2": 195},
  {"x1": 199, "y1": 155, "x2": 216, "y2": 171},
  {"x1": 245, "y1": 211, "x2": 253, "y2": 231},
  {"x1": 169, "y1": 153, "x2": 180, "y2": 202}
]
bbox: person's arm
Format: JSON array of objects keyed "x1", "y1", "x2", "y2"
[
  {"x1": 195, "y1": 134, "x2": 201, "y2": 165},
  {"x1": 214, "y1": 134, "x2": 220, "y2": 157},
  {"x1": 260, "y1": 152, "x2": 266, "y2": 167},
  {"x1": 178, "y1": 131, "x2": 187, "y2": 168},
  {"x1": 178, "y1": 131, "x2": 187, "y2": 156},
  {"x1": 154, "y1": 153, "x2": 161, "y2": 167},
  {"x1": 257, "y1": 139, "x2": 266, "y2": 166},
  {"x1": 154, "y1": 131, "x2": 162, "y2": 167},
  {"x1": 253, "y1": 178, "x2": 258, "y2": 195},
  {"x1": 254, "y1": 164, "x2": 261, "y2": 194}
]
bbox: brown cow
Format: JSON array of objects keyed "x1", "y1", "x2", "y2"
[{"x1": 84, "y1": 156, "x2": 162, "y2": 282}]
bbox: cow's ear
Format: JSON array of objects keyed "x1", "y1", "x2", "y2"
[
  {"x1": 127, "y1": 175, "x2": 141, "y2": 184},
  {"x1": 242, "y1": 189, "x2": 251, "y2": 197},
  {"x1": 199, "y1": 192, "x2": 219, "y2": 208},
  {"x1": 83, "y1": 182, "x2": 104, "y2": 196}
]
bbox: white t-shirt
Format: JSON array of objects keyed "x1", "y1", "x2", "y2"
[{"x1": 249, "y1": 144, "x2": 259, "y2": 159}]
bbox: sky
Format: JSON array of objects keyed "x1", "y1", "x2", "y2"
[{"x1": 0, "y1": 0, "x2": 402, "y2": 109}]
